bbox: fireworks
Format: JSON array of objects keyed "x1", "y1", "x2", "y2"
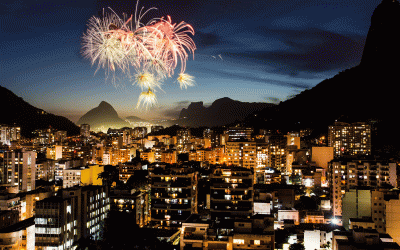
[
  {"x1": 134, "y1": 72, "x2": 160, "y2": 90},
  {"x1": 177, "y1": 73, "x2": 195, "y2": 89},
  {"x1": 136, "y1": 88, "x2": 157, "y2": 109},
  {"x1": 82, "y1": 13, "x2": 130, "y2": 74},
  {"x1": 82, "y1": 1, "x2": 196, "y2": 109}
]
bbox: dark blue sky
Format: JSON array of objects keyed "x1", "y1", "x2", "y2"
[{"x1": 0, "y1": 0, "x2": 382, "y2": 122}]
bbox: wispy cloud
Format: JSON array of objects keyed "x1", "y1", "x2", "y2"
[{"x1": 158, "y1": 100, "x2": 192, "y2": 119}]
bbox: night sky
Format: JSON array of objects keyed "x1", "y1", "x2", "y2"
[{"x1": 0, "y1": 0, "x2": 382, "y2": 122}]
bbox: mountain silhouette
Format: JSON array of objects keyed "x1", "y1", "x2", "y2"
[
  {"x1": 361, "y1": 0, "x2": 400, "y2": 69},
  {"x1": 245, "y1": 0, "x2": 400, "y2": 155},
  {"x1": 178, "y1": 97, "x2": 275, "y2": 127},
  {"x1": 0, "y1": 85, "x2": 80, "y2": 138},
  {"x1": 77, "y1": 101, "x2": 130, "y2": 132}
]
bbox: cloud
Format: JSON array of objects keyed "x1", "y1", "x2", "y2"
[
  {"x1": 160, "y1": 100, "x2": 192, "y2": 118},
  {"x1": 176, "y1": 100, "x2": 191, "y2": 106},
  {"x1": 194, "y1": 62, "x2": 311, "y2": 89},
  {"x1": 225, "y1": 28, "x2": 365, "y2": 74},
  {"x1": 266, "y1": 97, "x2": 281, "y2": 104}
]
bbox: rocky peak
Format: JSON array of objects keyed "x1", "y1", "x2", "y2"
[{"x1": 360, "y1": 0, "x2": 400, "y2": 68}]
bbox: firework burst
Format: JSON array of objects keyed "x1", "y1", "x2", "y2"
[
  {"x1": 136, "y1": 88, "x2": 157, "y2": 109},
  {"x1": 82, "y1": 13, "x2": 130, "y2": 74},
  {"x1": 177, "y1": 73, "x2": 195, "y2": 89},
  {"x1": 82, "y1": 1, "x2": 196, "y2": 109},
  {"x1": 134, "y1": 72, "x2": 162, "y2": 90}
]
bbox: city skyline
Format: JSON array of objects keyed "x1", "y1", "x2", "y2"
[{"x1": 0, "y1": 0, "x2": 382, "y2": 123}]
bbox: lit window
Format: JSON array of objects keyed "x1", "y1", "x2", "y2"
[
  {"x1": 233, "y1": 239, "x2": 244, "y2": 244},
  {"x1": 254, "y1": 240, "x2": 261, "y2": 245}
]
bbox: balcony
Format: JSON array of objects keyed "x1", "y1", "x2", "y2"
[
  {"x1": 211, "y1": 195, "x2": 253, "y2": 201},
  {"x1": 169, "y1": 204, "x2": 192, "y2": 210},
  {"x1": 152, "y1": 203, "x2": 169, "y2": 209},
  {"x1": 206, "y1": 235, "x2": 230, "y2": 242},
  {"x1": 152, "y1": 182, "x2": 171, "y2": 187},
  {"x1": 184, "y1": 233, "x2": 205, "y2": 241},
  {"x1": 211, "y1": 183, "x2": 251, "y2": 189}
]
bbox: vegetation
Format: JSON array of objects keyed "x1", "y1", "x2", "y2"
[{"x1": 289, "y1": 243, "x2": 305, "y2": 250}]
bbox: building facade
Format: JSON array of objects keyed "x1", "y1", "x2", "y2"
[
  {"x1": 328, "y1": 122, "x2": 371, "y2": 157},
  {"x1": 150, "y1": 166, "x2": 198, "y2": 229},
  {"x1": 1, "y1": 150, "x2": 36, "y2": 192}
]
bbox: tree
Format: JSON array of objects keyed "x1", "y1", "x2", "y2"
[
  {"x1": 322, "y1": 241, "x2": 331, "y2": 250},
  {"x1": 126, "y1": 170, "x2": 148, "y2": 189},
  {"x1": 289, "y1": 243, "x2": 305, "y2": 250},
  {"x1": 177, "y1": 153, "x2": 189, "y2": 162}
]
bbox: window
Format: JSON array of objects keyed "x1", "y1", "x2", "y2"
[
  {"x1": 254, "y1": 240, "x2": 261, "y2": 245},
  {"x1": 233, "y1": 239, "x2": 244, "y2": 244}
]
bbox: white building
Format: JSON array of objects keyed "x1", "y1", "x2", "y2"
[
  {"x1": 304, "y1": 229, "x2": 333, "y2": 250},
  {"x1": 102, "y1": 153, "x2": 111, "y2": 165},
  {"x1": 277, "y1": 209, "x2": 299, "y2": 225}
]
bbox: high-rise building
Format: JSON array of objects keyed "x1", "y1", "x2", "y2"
[
  {"x1": 149, "y1": 166, "x2": 198, "y2": 229},
  {"x1": 226, "y1": 141, "x2": 257, "y2": 169},
  {"x1": 133, "y1": 127, "x2": 148, "y2": 139},
  {"x1": 109, "y1": 188, "x2": 150, "y2": 227},
  {"x1": 161, "y1": 150, "x2": 177, "y2": 164},
  {"x1": 328, "y1": 159, "x2": 397, "y2": 218},
  {"x1": 267, "y1": 135, "x2": 287, "y2": 173},
  {"x1": 177, "y1": 128, "x2": 191, "y2": 152},
  {"x1": 210, "y1": 132, "x2": 225, "y2": 148},
  {"x1": 32, "y1": 128, "x2": 55, "y2": 145},
  {"x1": 35, "y1": 185, "x2": 109, "y2": 249},
  {"x1": 46, "y1": 145, "x2": 63, "y2": 160},
  {"x1": 386, "y1": 194, "x2": 400, "y2": 245},
  {"x1": 35, "y1": 159, "x2": 56, "y2": 182},
  {"x1": 342, "y1": 188, "x2": 373, "y2": 230},
  {"x1": 0, "y1": 125, "x2": 21, "y2": 146},
  {"x1": 285, "y1": 134, "x2": 300, "y2": 149},
  {"x1": 328, "y1": 122, "x2": 371, "y2": 156},
  {"x1": 210, "y1": 167, "x2": 253, "y2": 222},
  {"x1": 1, "y1": 150, "x2": 36, "y2": 192},
  {"x1": 341, "y1": 189, "x2": 388, "y2": 232},
  {"x1": 80, "y1": 124, "x2": 90, "y2": 138},
  {"x1": 54, "y1": 131, "x2": 67, "y2": 144},
  {"x1": 227, "y1": 127, "x2": 253, "y2": 141},
  {"x1": 203, "y1": 128, "x2": 212, "y2": 139}
]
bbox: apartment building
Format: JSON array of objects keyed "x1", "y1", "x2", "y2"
[{"x1": 149, "y1": 166, "x2": 198, "y2": 229}]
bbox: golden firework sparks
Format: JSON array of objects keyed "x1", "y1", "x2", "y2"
[{"x1": 177, "y1": 73, "x2": 195, "y2": 89}]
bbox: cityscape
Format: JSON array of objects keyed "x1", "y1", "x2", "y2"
[{"x1": 1, "y1": 0, "x2": 400, "y2": 250}]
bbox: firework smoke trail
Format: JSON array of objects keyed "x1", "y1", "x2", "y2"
[{"x1": 82, "y1": 1, "x2": 196, "y2": 108}]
